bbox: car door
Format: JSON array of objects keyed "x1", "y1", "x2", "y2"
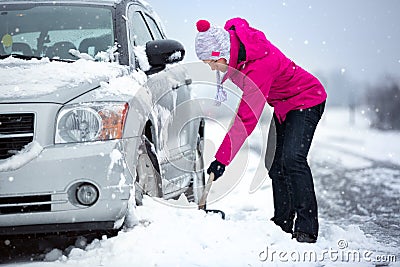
[{"x1": 127, "y1": 5, "x2": 196, "y2": 197}]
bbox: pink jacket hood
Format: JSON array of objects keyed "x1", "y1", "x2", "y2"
[{"x1": 224, "y1": 18, "x2": 269, "y2": 62}]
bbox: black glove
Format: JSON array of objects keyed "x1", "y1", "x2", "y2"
[{"x1": 207, "y1": 160, "x2": 226, "y2": 180}]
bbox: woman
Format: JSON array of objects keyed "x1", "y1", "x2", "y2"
[{"x1": 195, "y1": 18, "x2": 327, "y2": 243}]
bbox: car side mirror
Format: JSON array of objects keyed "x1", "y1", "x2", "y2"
[{"x1": 145, "y1": 39, "x2": 185, "y2": 74}]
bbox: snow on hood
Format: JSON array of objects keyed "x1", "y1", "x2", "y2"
[{"x1": 0, "y1": 57, "x2": 130, "y2": 103}]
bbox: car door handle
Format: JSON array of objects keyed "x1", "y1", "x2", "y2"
[{"x1": 171, "y1": 79, "x2": 192, "y2": 90}]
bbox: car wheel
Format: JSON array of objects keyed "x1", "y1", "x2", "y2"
[
  {"x1": 135, "y1": 137, "x2": 163, "y2": 206},
  {"x1": 184, "y1": 133, "x2": 206, "y2": 204}
]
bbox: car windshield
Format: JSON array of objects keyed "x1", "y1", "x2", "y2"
[{"x1": 0, "y1": 4, "x2": 114, "y2": 61}]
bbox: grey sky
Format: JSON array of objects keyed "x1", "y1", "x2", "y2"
[{"x1": 150, "y1": 0, "x2": 400, "y2": 84}]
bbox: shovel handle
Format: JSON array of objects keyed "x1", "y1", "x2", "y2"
[{"x1": 198, "y1": 172, "x2": 215, "y2": 210}]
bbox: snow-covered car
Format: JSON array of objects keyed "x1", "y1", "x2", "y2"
[{"x1": 0, "y1": 0, "x2": 205, "y2": 236}]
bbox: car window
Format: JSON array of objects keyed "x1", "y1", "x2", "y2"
[
  {"x1": 144, "y1": 14, "x2": 164, "y2": 40},
  {"x1": 0, "y1": 5, "x2": 114, "y2": 60},
  {"x1": 128, "y1": 11, "x2": 153, "y2": 46}
]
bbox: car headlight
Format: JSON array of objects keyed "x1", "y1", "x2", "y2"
[{"x1": 55, "y1": 102, "x2": 129, "y2": 144}]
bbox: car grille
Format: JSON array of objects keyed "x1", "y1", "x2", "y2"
[
  {"x1": 0, "y1": 113, "x2": 34, "y2": 160},
  {"x1": 0, "y1": 195, "x2": 51, "y2": 214}
]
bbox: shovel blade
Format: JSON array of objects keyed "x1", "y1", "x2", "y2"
[
  {"x1": 204, "y1": 209, "x2": 226, "y2": 219},
  {"x1": 198, "y1": 173, "x2": 226, "y2": 220}
]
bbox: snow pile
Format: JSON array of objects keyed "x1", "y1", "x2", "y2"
[
  {"x1": 96, "y1": 70, "x2": 148, "y2": 98},
  {"x1": 94, "y1": 45, "x2": 119, "y2": 63},
  {"x1": 44, "y1": 249, "x2": 63, "y2": 262},
  {"x1": 57, "y1": 197, "x2": 274, "y2": 267},
  {"x1": 168, "y1": 51, "x2": 183, "y2": 62},
  {"x1": 0, "y1": 141, "x2": 43, "y2": 172},
  {"x1": 36, "y1": 195, "x2": 393, "y2": 267},
  {"x1": 0, "y1": 57, "x2": 129, "y2": 99},
  {"x1": 68, "y1": 49, "x2": 95, "y2": 61},
  {"x1": 132, "y1": 46, "x2": 151, "y2": 71}
]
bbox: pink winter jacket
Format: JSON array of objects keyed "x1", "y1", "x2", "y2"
[{"x1": 215, "y1": 18, "x2": 327, "y2": 166}]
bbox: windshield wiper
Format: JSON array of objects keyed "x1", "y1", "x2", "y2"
[
  {"x1": 0, "y1": 54, "x2": 41, "y2": 60},
  {"x1": 0, "y1": 53, "x2": 75, "y2": 62}
]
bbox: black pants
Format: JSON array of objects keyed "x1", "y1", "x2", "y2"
[{"x1": 268, "y1": 101, "x2": 325, "y2": 238}]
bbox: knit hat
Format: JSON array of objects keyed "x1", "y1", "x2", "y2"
[{"x1": 195, "y1": 20, "x2": 231, "y2": 63}]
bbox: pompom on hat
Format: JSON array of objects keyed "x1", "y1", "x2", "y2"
[
  {"x1": 195, "y1": 19, "x2": 231, "y2": 63},
  {"x1": 196, "y1": 20, "x2": 211, "y2": 32}
]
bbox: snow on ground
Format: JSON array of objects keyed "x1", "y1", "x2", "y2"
[
  {"x1": 313, "y1": 107, "x2": 400, "y2": 168},
  {"x1": 4, "y1": 107, "x2": 398, "y2": 267}
]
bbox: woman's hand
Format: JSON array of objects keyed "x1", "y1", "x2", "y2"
[{"x1": 207, "y1": 160, "x2": 226, "y2": 180}]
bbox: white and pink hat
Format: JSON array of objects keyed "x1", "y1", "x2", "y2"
[{"x1": 195, "y1": 19, "x2": 231, "y2": 63}]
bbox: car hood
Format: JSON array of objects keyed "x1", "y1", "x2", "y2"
[{"x1": 0, "y1": 57, "x2": 129, "y2": 104}]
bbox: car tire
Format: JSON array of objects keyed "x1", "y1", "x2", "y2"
[{"x1": 135, "y1": 137, "x2": 163, "y2": 206}]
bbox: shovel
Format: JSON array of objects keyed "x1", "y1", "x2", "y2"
[{"x1": 198, "y1": 172, "x2": 226, "y2": 219}]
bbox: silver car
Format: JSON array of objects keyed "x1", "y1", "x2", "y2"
[{"x1": 0, "y1": 0, "x2": 205, "y2": 236}]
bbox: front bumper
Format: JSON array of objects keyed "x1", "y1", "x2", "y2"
[
  {"x1": 0, "y1": 137, "x2": 139, "y2": 235},
  {"x1": 0, "y1": 221, "x2": 116, "y2": 237}
]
